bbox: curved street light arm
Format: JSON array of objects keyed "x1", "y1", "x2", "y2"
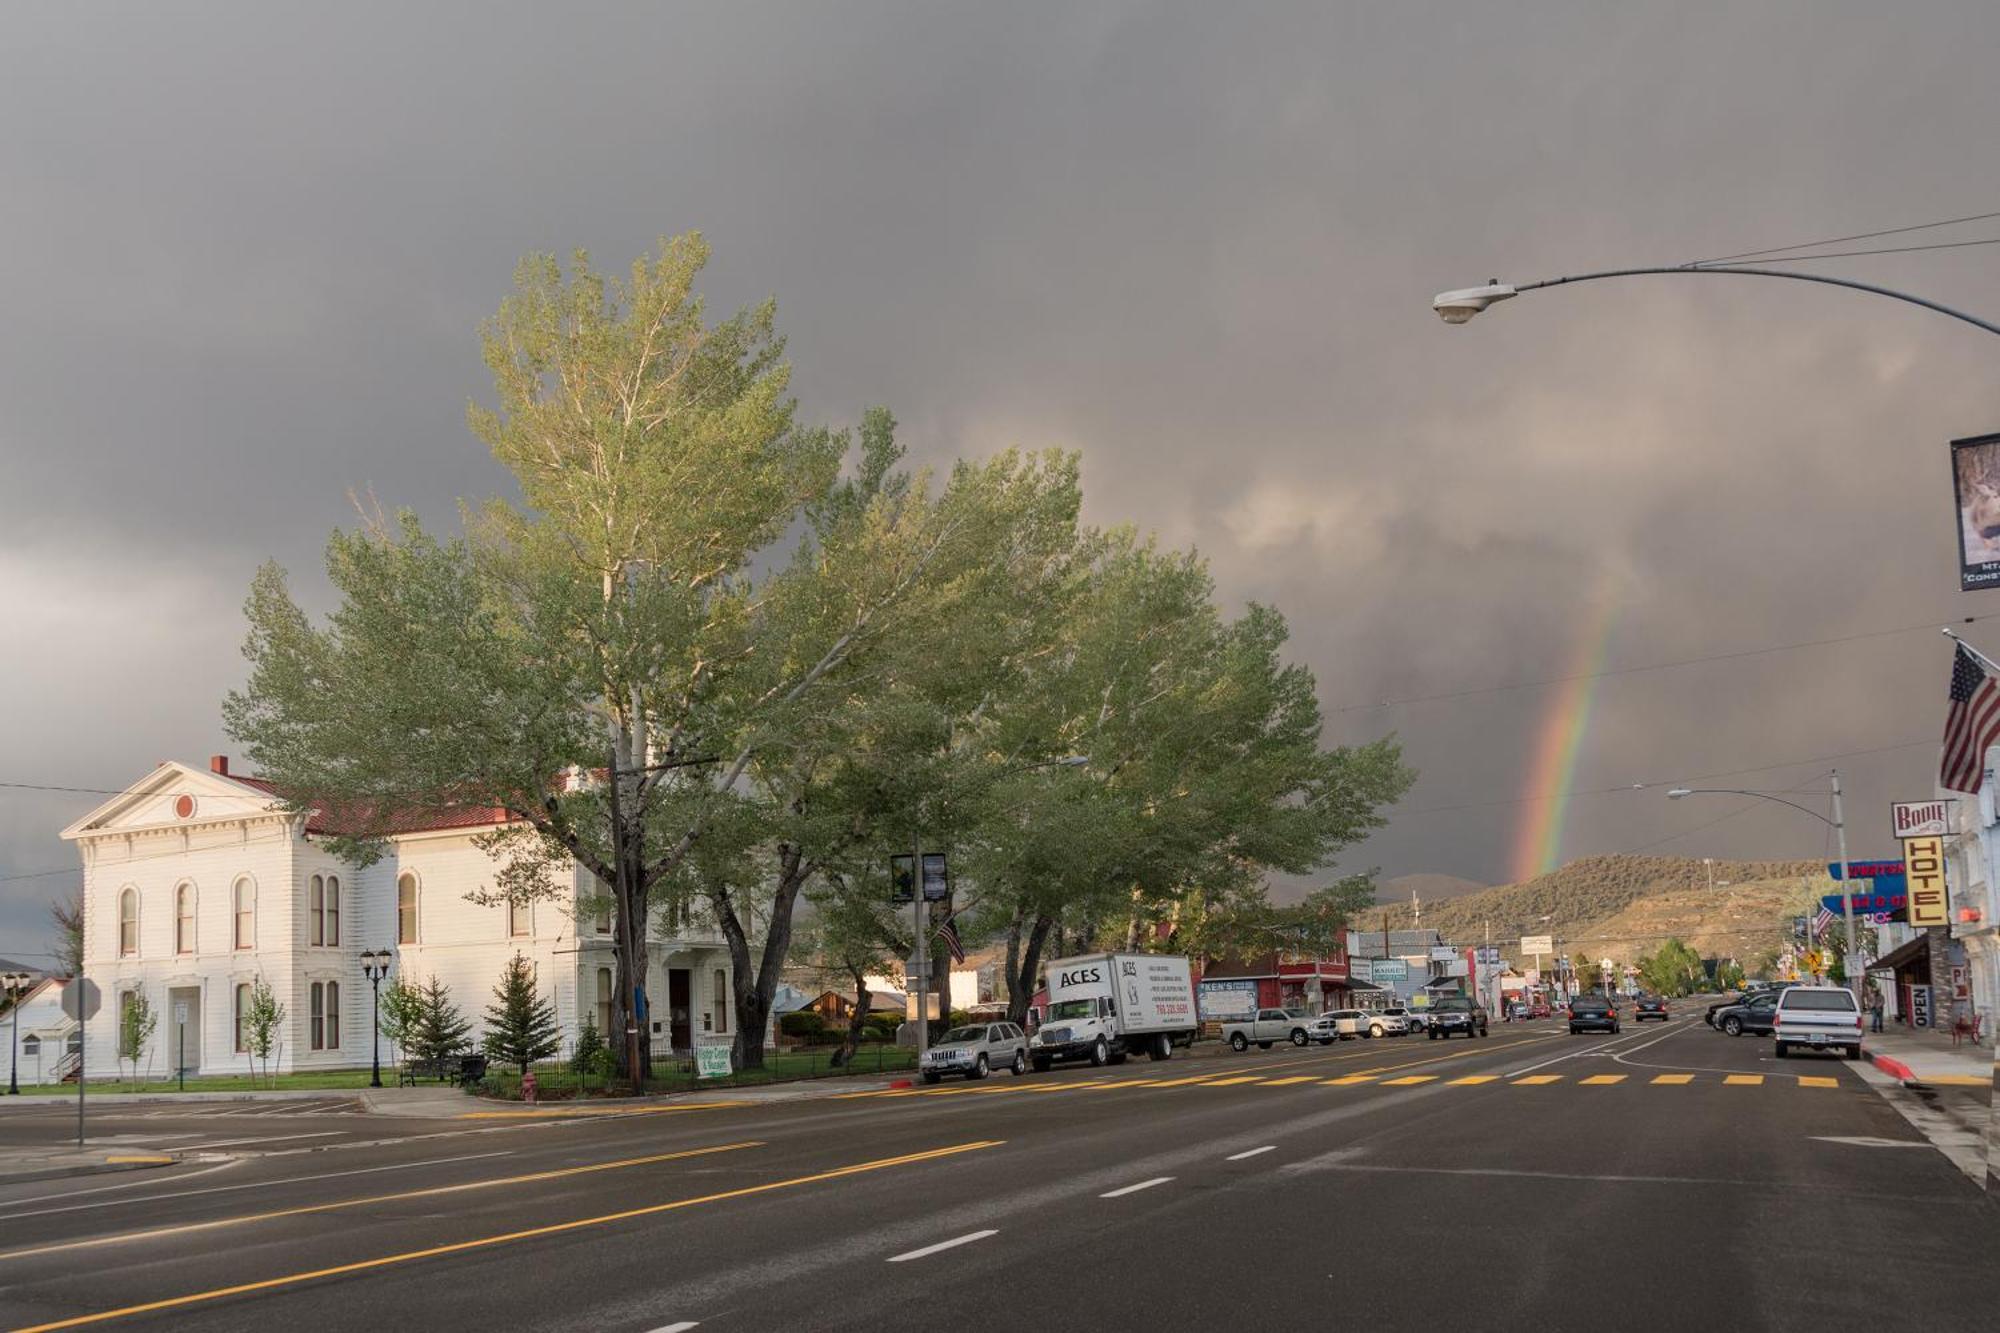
[
  {"x1": 1514, "y1": 266, "x2": 2000, "y2": 339},
  {"x1": 1673, "y1": 787, "x2": 1838, "y2": 828}
]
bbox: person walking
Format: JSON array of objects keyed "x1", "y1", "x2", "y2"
[{"x1": 1866, "y1": 983, "x2": 1885, "y2": 1034}]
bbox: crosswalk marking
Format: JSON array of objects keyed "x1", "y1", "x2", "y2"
[
  {"x1": 1381, "y1": 1075, "x2": 1436, "y2": 1086},
  {"x1": 1795, "y1": 1076, "x2": 1840, "y2": 1088},
  {"x1": 1651, "y1": 1074, "x2": 1694, "y2": 1085},
  {"x1": 1448, "y1": 1075, "x2": 1499, "y2": 1085},
  {"x1": 1320, "y1": 1075, "x2": 1377, "y2": 1085},
  {"x1": 1512, "y1": 1075, "x2": 1562, "y2": 1085},
  {"x1": 1724, "y1": 1075, "x2": 1763, "y2": 1086},
  {"x1": 1260, "y1": 1076, "x2": 1320, "y2": 1086},
  {"x1": 1580, "y1": 1075, "x2": 1626, "y2": 1086}
]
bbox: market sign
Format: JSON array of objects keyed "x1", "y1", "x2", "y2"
[
  {"x1": 1368, "y1": 958, "x2": 1409, "y2": 984},
  {"x1": 1891, "y1": 800, "x2": 1953, "y2": 840},
  {"x1": 1903, "y1": 834, "x2": 1949, "y2": 928}
]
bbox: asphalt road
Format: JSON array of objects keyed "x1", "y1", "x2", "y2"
[{"x1": 0, "y1": 1006, "x2": 1992, "y2": 1332}]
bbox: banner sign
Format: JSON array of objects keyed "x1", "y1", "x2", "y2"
[
  {"x1": 1827, "y1": 860, "x2": 1906, "y2": 898},
  {"x1": 1951, "y1": 432, "x2": 2000, "y2": 592},
  {"x1": 696, "y1": 1042, "x2": 732, "y2": 1079},
  {"x1": 1823, "y1": 893, "x2": 1906, "y2": 915},
  {"x1": 1197, "y1": 979, "x2": 1258, "y2": 1020},
  {"x1": 1891, "y1": 800, "x2": 1953, "y2": 839},
  {"x1": 920, "y1": 852, "x2": 951, "y2": 902},
  {"x1": 1902, "y1": 834, "x2": 1949, "y2": 927},
  {"x1": 1520, "y1": 934, "x2": 1553, "y2": 956},
  {"x1": 1909, "y1": 983, "x2": 1933, "y2": 1028}
]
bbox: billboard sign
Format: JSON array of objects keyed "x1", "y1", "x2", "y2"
[
  {"x1": 1892, "y1": 800, "x2": 1953, "y2": 840},
  {"x1": 1951, "y1": 432, "x2": 2000, "y2": 591},
  {"x1": 1903, "y1": 834, "x2": 1949, "y2": 927},
  {"x1": 920, "y1": 852, "x2": 951, "y2": 902},
  {"x1": 889, "y1": 854, "x2": 915, "y2": 905},
  {"x1": 1197, "y1": 979, "x2": 1258, "y2": 1020},
  {"x1": 1368, "y1": 958, "x2": 1409, "y2": 984},
  {"x1": 1520, "y1": 934, "x2": 1553, "y2": 957}
]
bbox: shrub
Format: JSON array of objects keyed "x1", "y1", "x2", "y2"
[{"x1": 779, "y1": 1010, "x2": 827, "y2": 1041}]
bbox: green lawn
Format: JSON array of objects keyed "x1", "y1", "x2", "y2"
[{"x1": 8, "y1": 1068, "x2": 386, "y2": 1095}]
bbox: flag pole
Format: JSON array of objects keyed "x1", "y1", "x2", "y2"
[{"x1": 1943, "y1": 627, "x2": 2000, "y2": 675}]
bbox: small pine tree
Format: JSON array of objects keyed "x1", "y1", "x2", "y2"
[
  {"x1": 483, "y1": 954, "x2": 561, "y2": 1075},
  {"x1": 408, "y1": 976, "x2": 473, "y2": 1070},
  {"x1": 570, "y1": 1017, "x2": 605, "y2": 1077}
]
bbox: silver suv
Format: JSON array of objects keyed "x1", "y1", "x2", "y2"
[{"x1": 920, "y1": 1022, "x2": 1030, "y2": 1083}]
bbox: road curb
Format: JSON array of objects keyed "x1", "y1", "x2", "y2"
[
  {"x1": 0, "y1": 1152, "x2": 179, "y2": 1185},
  {"x1": 1868, "y1": 1050, "x2": 1920, "y2": 1085}
]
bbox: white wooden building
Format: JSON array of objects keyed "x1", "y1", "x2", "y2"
[{"x1": 61, "y1": 757, "x2": 736, "y2": 1079}]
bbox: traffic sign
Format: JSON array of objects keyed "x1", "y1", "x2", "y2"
[{"x1": 59, "y1": 979, "x2": 101, "y2": 1022}]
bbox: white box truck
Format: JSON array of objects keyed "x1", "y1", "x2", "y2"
[{"x1": 1029, "y1": 952, "x2": 1199, "y2": 1070}]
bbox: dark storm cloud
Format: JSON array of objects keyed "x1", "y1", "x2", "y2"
[{"x1": 5, "y1": 1, "x2": 2000, "y2": 944}]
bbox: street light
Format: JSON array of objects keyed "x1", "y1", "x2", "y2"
[
  {"x1": 1667, "y1": 775, "x2": 1856, "y2": 996},
  {"x1": 359, "y1": 950, "x2": 393, "y2": 1089},
  {"x1": 2, "y1": 971, "x2": 32, "y2": 1095},
  {"x1": 1432, "y1": 265, "x2": 2000, "y2": 336}
]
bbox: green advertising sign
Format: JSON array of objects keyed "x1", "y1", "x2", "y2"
[{"x1": 696, "y1": 1043, "x2": 732, "y2": 1079}]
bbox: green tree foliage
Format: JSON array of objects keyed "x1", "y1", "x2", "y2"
[
  {"x1": 406, "y1": 977, "x2": 473, "y2": 1068},
  {"x1": 482, "y1": 954, "x2": 562, "y2": 1075},
  {"x1": 1636, "y1": 938, "x2": 1705, "y2": 997},
  {"x1": 378, "y1": 978, "x2": 423, "y2": 1061},
  {"x1": 48, "y1": 888, "x2": 83, "y2": 977},
  {"x1": 242, "y1": 977, "x2": 285, "y2": 1086},
  {"x1": 117, "y1": 989, "x2": 157, "y2": 1086}
]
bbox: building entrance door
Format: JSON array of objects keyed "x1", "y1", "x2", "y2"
[{"x1": 668, "y1": 969, "x2": 692, "y2": 1051}]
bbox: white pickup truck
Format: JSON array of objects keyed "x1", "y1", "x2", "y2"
[
  {"x1": 1772, "y1": 985, "x2": 1864, "y2": 1059},
  {"x1": 1223, "y1": 1007, "x2": 1336, "y2": 1050}
]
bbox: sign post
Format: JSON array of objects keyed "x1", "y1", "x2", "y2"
[
  {"x1": 60, "y1": 979, "x2": 101, "y2": 1148},
  {"x1": 174, "y1": 1001, "x2": 188, "y2": 1092}
]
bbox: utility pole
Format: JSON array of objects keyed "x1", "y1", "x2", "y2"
[
  {"x1": 1831, "y1": 769, "x2": 1858, "y2": 1001},
  {"x1": 912, "y1": 828, "x2": 928, "y2": 1070}
]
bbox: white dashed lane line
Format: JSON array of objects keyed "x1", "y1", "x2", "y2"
[
  {"x1": 1226, "y1": 1146, "x2": 1277, "y2": 1161},
  {"x1": 1099, "y1": 1176, "x2": 1174, "y2": 1198},
  {"x1": 887, "y1": 1230, "x2": 1000, "y2": 1263}
]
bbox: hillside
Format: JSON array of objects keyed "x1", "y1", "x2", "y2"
[
  {"x1": 1379, "y1": 873, "x2": 1487, "y2": 906},
  {"x1": 1375, "y1": 855, "x2": 1828, "y2": 964}
]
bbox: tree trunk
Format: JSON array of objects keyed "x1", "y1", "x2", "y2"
[
  {"x1": 720, "y1": 845, "x2": 815, "y2": 1070},
  {"x1": 831, "y1": 967, "x2": 870, "y2": 1068},
  {"x1": 1004, "y1": 906, "x2": 1024, "y2": 1002},
  {"x1": 1005, "y1": 914, "x2": 1055, "y2": 1025}
]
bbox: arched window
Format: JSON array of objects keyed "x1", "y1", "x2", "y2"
[
  {"x1": 174, "y1": 884, "x2": 195, "y2": 955},
  {"x1": 234, "y1": 982, "x2": 251, "y2": 1052},
  {"x1": 508, "y1": 899, "x2": 530, "y2": 938},
  {"x1": 713, "y1": 968, "x2": 729, "y2": 1034},
  {"x1": 233, "y1": 878, "x2": 255, "y2": 950},
  {"x1": 326, "y1": 979, "x2": 340, "y2": 1049},
  {"x1": 325, "y1": 876, "x2": 340, "y2": 948},
  {"x1": 397, "y1": 873, "x2": 418, "y2": 945},
  {"x1": 596, "y1": 967, "x2": 613, "y2": 1036},
  {"x1": 309, "y1": 875, "x2": 324, "y2": 946},
  {"x1": 118, "y1": 888, "x2": 139, "y2": 957}
]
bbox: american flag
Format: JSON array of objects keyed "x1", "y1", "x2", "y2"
[
  {"x1": 1941, "y1": 644, "x2": 2000, "y2": 794},
  {"x1": 1812, "y1": 905, "x2": 1835, "y2": 939},
  {"x1": 936, "y1": 913, "x2": 966, "y2": 965}
]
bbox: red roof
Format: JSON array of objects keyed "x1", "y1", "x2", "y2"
[{"x1": 229, "y1": 776, "x2": 517, "y2": 839}]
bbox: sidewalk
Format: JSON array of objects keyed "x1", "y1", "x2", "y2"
[
  {"x1": 1852, "y1": 1027, "x2": 1995, "y2": 1192},
  {"x1": 0, "y1": 1146, "x2": 177, "y2": 1185},
  {"x1": 1863, "y1": 1026, "x2": 1994, "y2": 1088}
]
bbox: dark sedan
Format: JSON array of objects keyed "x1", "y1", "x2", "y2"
[
  {"x1": 1633, "y1": 995, "x2": 1670, "y2": 1022},
  {"x1": 1712, "y1": 991, "x2": 1781, "y2": 1037},
  {"x1": 1568, "y1": 994, "x2": 1620, "y2": 1034}
]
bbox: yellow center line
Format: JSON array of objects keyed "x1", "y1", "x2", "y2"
[
  {"x1": 1795, "y1": 1076, "x2": 1840, "y2": 1088},
  {"x1": 0, "y1": 1141, "x2": 765, "y2": 1263},
  {"x1": 458, "y1": 1100, "x2": 743, "y2": 1119},
  {"x1": 7, "y1": 1140, "x2": 1004, "y2": 1333},
  {"x1": 1202, "y1": 1076, "x2": 1266, "y2": 1087},
  {"x1": 1651, "y1": 1074, "x2": 1695, "y2": 1085},
  {"x1": 1512, "y1": 1075, "x2": 1562, "y2": 1085},
  {"x1": 1448, "y1": 1075, "x2": 1499, "y2": 1086},
  {"x1": 1724, "y1": 1075, "x2": 1763, "y2": 1086},
  {"x1": 1141, "y1": 1075, "x2": 1227, "y2": 1088},
  {"x1": 102, "y1": 1156, "x2": 174, "y2": 1166},
  {"x1": 1382, "y1": 1075, "x2": 1437, "y2": 1086},
  {"x1": 1580, "y1": 1075, "x2": 1626, "y2": 1086},
  {"x1": 1320, "y1": 1074, "x2": 1377, "y2": 1086},
  {"x1": 1259, "y1": 1076, "x2": 1320, "y2": 1087}
]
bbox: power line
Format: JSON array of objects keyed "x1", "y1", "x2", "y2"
[
  {"x1": 1696, "y1": 236, "x2": 2000, "y2": 267},
  {"x1": 1687, "y1": 207, "x2": 2000, "y2": 266},
  {"x1": 1330, "y1": 614, "x2": 1991, "y2": 714}
]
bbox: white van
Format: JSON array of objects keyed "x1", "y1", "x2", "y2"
[{"x1": 1772, "y1": 985, "x2": 1864, "y2": 1060}]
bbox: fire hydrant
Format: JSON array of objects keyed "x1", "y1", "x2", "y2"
[{"x1": 521, "y1": 1070, "x2": 538, "y2": 1103}]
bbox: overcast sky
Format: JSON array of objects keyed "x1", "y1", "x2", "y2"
[{"x1": 6, "y1": 2, "x2": 2000, "y2": 953}]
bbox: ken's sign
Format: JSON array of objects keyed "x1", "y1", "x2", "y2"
[
  {"x1": 1902, "y1": 834, "x2": 1949, "y2": 928},
  {"x1": 1891, "y1": 800, "x2": 1952, "y2": 840}
]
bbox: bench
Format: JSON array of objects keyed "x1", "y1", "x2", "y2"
[{"x1": 398, "y1": 1053, "x2": 489, "y2": 1087}]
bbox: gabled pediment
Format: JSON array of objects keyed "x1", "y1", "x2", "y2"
[{"x1": 60, "y1": 762, "x2": 288, "y2": 840}]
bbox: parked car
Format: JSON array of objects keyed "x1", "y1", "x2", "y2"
[
  {"x1": 1382, "y1": 1005, "x2": 1421, "y2": 1033},
  {"x1": 1772, "y1": 985, "x2": 1864, "y2": 1059},
  {"x1": 1223, "y1": 1007, "x2": 1333, "y2": 1051},
  {"x1": 1529, "y1": 1000, "x2": 1552, "y2": 1019},
  {"x1": 921, "y1": 1023, "x2": 1029, "y2": 1083},
  {"x1": 1399, "y1": 1007, "x2": 1429, "y2": 1034},
  {"x1": 1568, "y1": 994, "x2": 1620, "y2": 1034},
  {"x1": 1703, "y1": 994, "x2": 1745, "y2": 1028},
  {"x1": 1323, "y1": 1009, "x2": 1374, "y2": 1040},
  {"x1": 1425, "y1": 995, "x2": 1489, "y2": 1039},
  {"x1": 1365, "y1": 1009, "x2": 1408, "y2": 1038},
  {"x1": 1632, "y1": 995, "x2": 1670, "y2": 1022},
  {"x1": 1713, "y1": 991, "x2": 1781, "y2": 1037}
]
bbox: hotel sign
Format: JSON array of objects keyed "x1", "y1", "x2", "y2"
[
  {"x1": 1891, "y1": 801, "x2": 1952, "y2": 840},
  {"x1": 1902, "y1": 834, "x2": 1949, "y2": 928}
]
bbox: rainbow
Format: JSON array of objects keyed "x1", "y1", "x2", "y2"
[{"x1": 1511, "y1": 576, "x2": 1624, "y2": 882}]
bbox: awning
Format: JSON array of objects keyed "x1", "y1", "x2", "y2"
[
  {"x1": 1868, "y1": 933, "x2": 1930, "y2": 974},
  {"x1": 1422, "y1": 976, "x2": 1465, "y2": 991}
]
